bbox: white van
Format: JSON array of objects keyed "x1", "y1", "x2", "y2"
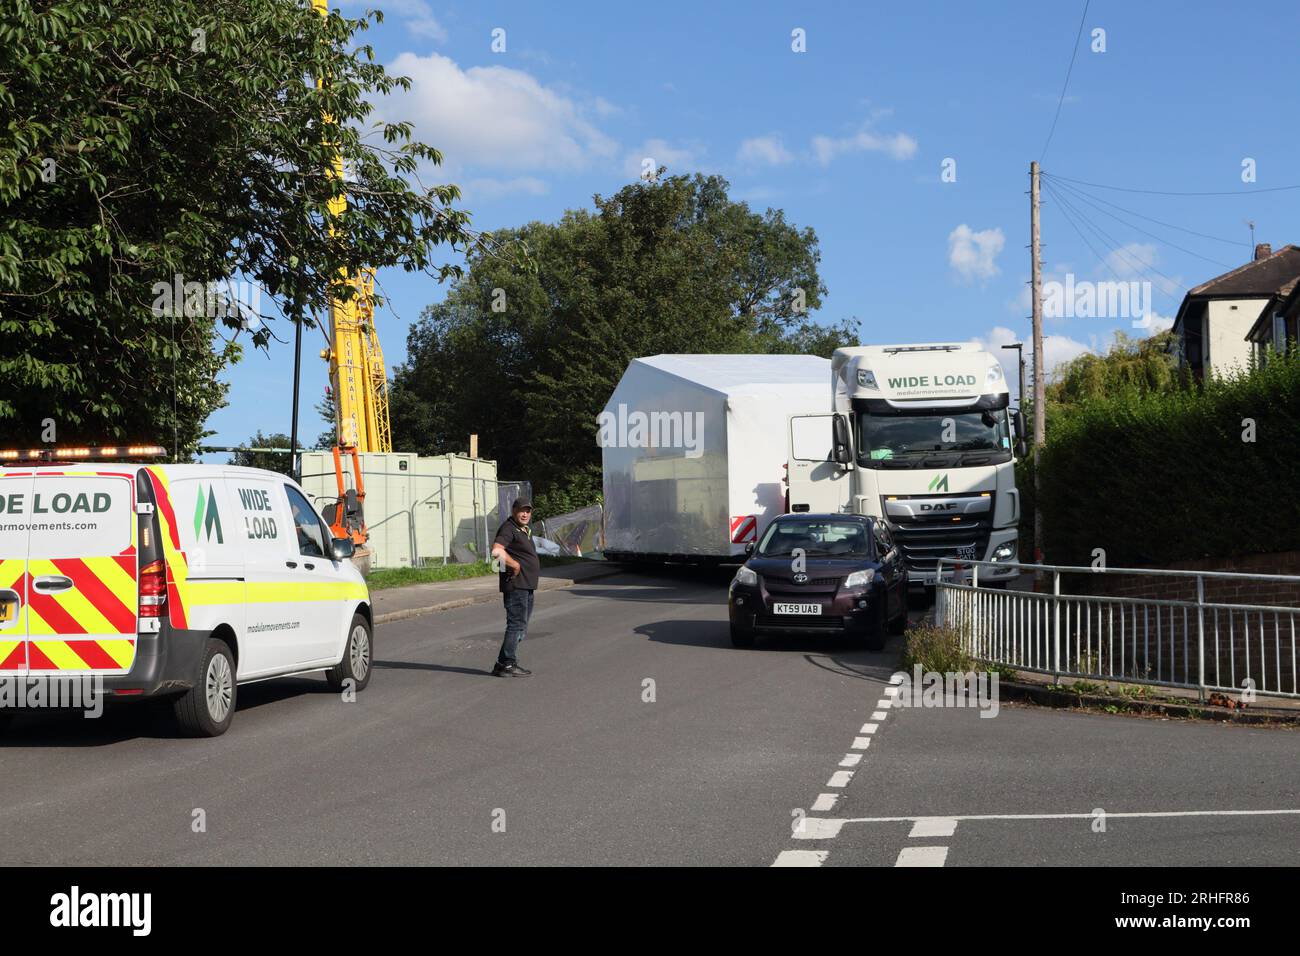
[{"x1": 0, "y1": 463, "x2": 373, "y2": 736}]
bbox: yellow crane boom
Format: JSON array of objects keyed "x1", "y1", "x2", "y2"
[{"x1": 312, "y1": 0, "x2": 392, "y2": 455}]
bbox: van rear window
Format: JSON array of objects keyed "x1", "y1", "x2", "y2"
[{"x1": 21, "y1": 476, "x2": 133, "y2": 559}]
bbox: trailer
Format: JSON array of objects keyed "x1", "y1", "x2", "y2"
[{"x1": 601, "y1": 354, "x2": 831, "y2": 564}]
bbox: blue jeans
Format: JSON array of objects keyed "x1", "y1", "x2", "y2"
[{"x1": 497, "y1": 589, "x2": 535, "y2": 666}]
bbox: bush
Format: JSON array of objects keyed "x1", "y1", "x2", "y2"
[
  {"x1": 1037, "y1": 351, "x2": 1300, "y2": 565},
  {"x1": 901, "y1": 624, "x2": 973, "y2": 674}
]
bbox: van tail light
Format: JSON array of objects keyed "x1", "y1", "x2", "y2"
[{"x1": 139, "y1": 559, "x2": 167, "y2": 619}]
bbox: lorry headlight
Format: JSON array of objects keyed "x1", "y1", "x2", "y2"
[
  {"x1": 733, "y1": 566, "x2": 758, "y2": 588},
  {"x1": 992, "y1": 541, "x2": 1017, "y2": 561},
  {"x1": 844, "y1": 569, "x2": 875, "y2": 588},
  {"x1": 986, "y1": 365, "x2": 1004, "y2": 387},
  {"x1": 856, "y1": 370, "x2": 878, "y2": 389}
]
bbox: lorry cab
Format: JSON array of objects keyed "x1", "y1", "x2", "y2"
[
  {"x1": 787, "y1": 343, "x2": 1026, "y2": 587},
  {"x1": 0, "y1": 459, "x2": 372, "y2": 736}
]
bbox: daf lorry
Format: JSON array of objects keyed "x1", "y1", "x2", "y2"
[
  {"x1": 601, "y1": 354, "x2": 831, "y2": 564},
  {"x1": 786, "y1": 343, "x2": 1026, "y2": 586}
]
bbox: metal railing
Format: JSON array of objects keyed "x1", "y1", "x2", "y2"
[{"x1": 935, "y1": 559, "x2": 1300, "y2": 700}]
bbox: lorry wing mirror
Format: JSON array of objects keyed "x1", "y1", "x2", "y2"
[
  {"x1": 832, "y1": 413, "x2": 852, "y2": 464},
  {"x1": 1013, "y1": 408, "x2": 1026, "y2": 440}
]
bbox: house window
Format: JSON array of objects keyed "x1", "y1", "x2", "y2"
[{"x1": 1274, "y1": 313, "x2": 1287, "y2": 353}]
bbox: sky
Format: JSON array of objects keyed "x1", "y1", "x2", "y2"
[{"x1": 201, "y1": 0, "x2": 1300, "y2": 461}]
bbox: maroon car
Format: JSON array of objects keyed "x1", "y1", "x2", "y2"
[{"x1": 727, "y1": 513, "x2": 908, "y2": 649}]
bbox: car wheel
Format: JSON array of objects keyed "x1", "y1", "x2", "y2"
[
  {"x1": 173, "y1": 637, "x2": 237, "y2": 738},
  {"x1": 729, "y1": 622, "x2": 756, "y2": 648},
  {"x1": 327, "y1": 612, "x2": 373, "y2": 692},
  {"x1": 864, "y1": 600, "x2": 888, "y2": 651},
  {"x1": 889, "y1": 593, "x2": 908, "y2": 634}
]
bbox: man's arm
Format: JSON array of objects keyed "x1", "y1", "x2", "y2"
[{"x1": 491, "y1": 542, "x2": 521, "y2": 576}]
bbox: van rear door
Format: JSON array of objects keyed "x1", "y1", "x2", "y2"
[
  {"x1": 0, "y1": 469, "x2": 35, "y2": 676},
  {"x1": 24, "y1": 472, "x2": 139, "y2": 675}
]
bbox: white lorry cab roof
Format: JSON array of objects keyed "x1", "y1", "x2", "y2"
[{"x1": 0, "y1": 461, "x2": 372, "y2": 736}]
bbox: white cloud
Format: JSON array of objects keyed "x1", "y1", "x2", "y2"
[
  {"x1": 460, "y1": 176, "x2": 549, "y2": 201},
  {"x1": 810, "y1": 125, "x2": 917, "y2": 165},
  {"x1": 343, "y1": 0, "x2": 447, "y2": 42},
  {"x1": 970, "y1": 325, "x2": 1095, "y2": 397},
  {"x1": 737, "y1": 135, "x2": 793, "y2": 166},
  {"x1": 623, "y1": 139, "x2": 700, "y2": 178},
  {"x1": 949, "y1": 224, "x2": 1006, "y2": 283},
  {"x1": 378, "y1": 53, "x2": 617, "y2": 172}
]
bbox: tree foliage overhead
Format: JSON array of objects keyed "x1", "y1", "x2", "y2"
[
  {"x1": 0, "y1": 0, "x2": 477, "y2": 453},
  {"x1": 390, "y1": 173, "x2": 858, "y2": 512}
]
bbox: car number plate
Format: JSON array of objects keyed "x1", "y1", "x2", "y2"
[
  {"x1": 774, "y1": 603, "x2": 821, "y2": 615},
  {"x1": 956, "y1": 545, "x2": 978, "y2": 560}
]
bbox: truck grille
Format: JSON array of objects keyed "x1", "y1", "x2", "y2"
[{"x1": 890, "y1": 516, "x2": 992, "y2": 572}]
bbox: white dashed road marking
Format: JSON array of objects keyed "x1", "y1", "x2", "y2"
[
  {"x1": 909, "y1": 817, "x2": 959, "y2": 839},
  {"x1": 839, "y1": 753, "x2": 862, "y2": 767},
  {"x1": 895, "y1": 846, "x2": 949, "y2": 867},
  {"x1": 850, "y1": 737, "x2": 871, "y2": 750},
  {"x1": 826, "y1": 770, "x2": 854, "y2": 788},
  {"x1": 811, "y1": 793, "x2": 839, "y2": 813},
  {"x1": 772, "y1": 850, "x2": 828, "y2": 867}
]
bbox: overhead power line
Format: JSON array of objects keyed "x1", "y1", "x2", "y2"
[
  {"x1": 1039, "y1": 0, "x2": 1091, "y2": 163},
  {"x1": 1046, "y1": 177, "x2": 1236, "y2": 269},
  {"x1": 1047, "y1": 173, "x2": 1300, "y2": 197},
  {"x1": 1042, "y1": 173, "x2": 1244, "y2": 248}
]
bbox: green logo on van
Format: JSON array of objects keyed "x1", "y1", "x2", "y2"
[
  {"x1": 928, "y1": 473, "x2": 949, "y2": 492},
  {"x1": 194, "y1": 484, "x2": 224, "y2": 544}
]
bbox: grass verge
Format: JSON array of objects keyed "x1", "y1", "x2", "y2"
[{"x1": 365, "y1": 555, "x2": 591, "y2": 591}]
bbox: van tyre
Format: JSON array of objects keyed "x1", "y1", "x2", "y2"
[
  {"x1": 174, "y1": 638, "x2": 237, "y2": 738},
  {"x1": 327, "y1": 613, "x2": 373, "y2": 692}
]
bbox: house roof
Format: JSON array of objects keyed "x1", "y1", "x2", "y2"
[
  {"x1": 1173, "y1": 244, "x2": 1300, "y2": 333},
  {"x1": 1246, "y1": 277, "x2": 1300, "y2": 340}
]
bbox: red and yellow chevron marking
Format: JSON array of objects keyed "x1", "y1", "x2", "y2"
[
  {"x1": 22, "y1": 554, "x2": 138, "y2": 672},
  {"x1": 144, "y1": 466, "x2": 189, "y2": 629},
  {"x1": 0, "y1": 557, "x2": 27, "y2": 671}
]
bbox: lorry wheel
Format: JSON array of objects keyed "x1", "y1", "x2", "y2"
[
  {"x1": 729, "y1": 623, "x2": 756, "y2": 648},
  {"x1": 327, "y1": 613, "x2": 373, "y2": 692},
  {"x1": 864, "y1": 602, "x2": 888, "y2": 651},
  {"x1": 174, "y1": 637, "x2": 237, "y2": 738}
]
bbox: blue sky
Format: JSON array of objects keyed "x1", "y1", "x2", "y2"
[{"x1": 201, "y1": 0, "x2": 1300, "y2": 459}]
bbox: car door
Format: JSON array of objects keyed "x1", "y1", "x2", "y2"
[
  {"x1": 282, "y1": 483, "x2": 343, "y2": 666},
  {"x1": 222, "y1": 473, "x2": 300, "y2": 676}
]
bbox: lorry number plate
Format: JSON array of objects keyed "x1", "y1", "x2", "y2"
[
  {"x1": 774, "y1": 603, "x2": 821, "y2": 615},
  {"x1": 957, "y1": 545, "x2": 978, "y2": 560}
]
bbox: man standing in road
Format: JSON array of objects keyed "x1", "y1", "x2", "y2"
[{"x1": 490, "y1": 497, "x2": 540, "y2": 677}]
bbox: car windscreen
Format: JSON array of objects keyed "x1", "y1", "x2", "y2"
[{"x1": 757, "y1": 520, "x2": 872, "y2": 558}]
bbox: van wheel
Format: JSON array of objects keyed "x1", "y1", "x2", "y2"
[
  {"x1": 174, "y1": 638, "x2": 237, "y2": 738},
  {"x1": 327, "y1": 613, "x2": 372, "y2": 692}
]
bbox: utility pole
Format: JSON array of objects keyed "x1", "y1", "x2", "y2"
[{"x1": 1030, "y1": 161, "x2": 1046, "y2": 579}]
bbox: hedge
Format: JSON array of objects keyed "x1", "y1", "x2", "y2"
[{"x1": 1035, "y1": 351, "x2": 1300, "y2": 566}]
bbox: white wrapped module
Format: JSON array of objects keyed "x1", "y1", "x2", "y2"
[{"x1": 601, "y1": 354, "x2": 830, "y2": 562}]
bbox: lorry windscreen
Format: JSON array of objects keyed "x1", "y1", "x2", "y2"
[{"x1": 857, "y1": 409, "x2": 1011, "y2": 465}]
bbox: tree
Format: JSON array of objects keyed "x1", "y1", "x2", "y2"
[
  {"x1": 390, "y1": 173, "x2": 857, "y2": 508},
  {"x1": 0, "y1": 0, "x2": 478, "y2": 454},
  {"x1": 229, "y1": 431, "x2": 293, "y2": 475},
  {"x1": 1045, "y1": 330, "x2": 1182, "y2": 416}
]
